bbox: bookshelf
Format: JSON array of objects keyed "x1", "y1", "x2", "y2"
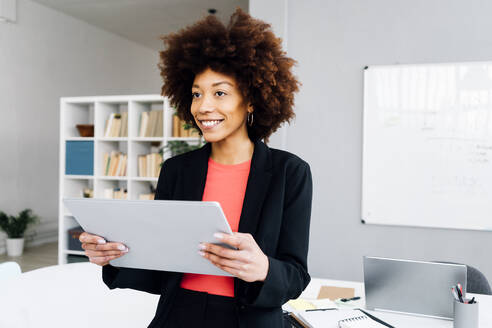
[{"x1": 58, "y1": 95, "x2": 202, "y2": 264}]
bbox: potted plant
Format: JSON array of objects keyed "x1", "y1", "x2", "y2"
[{"x1": 0, "y1": 209, "x2": 40, "y2": 257}]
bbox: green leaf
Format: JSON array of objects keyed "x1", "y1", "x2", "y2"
[
  {"x1": 0, "y1": 209, "x2": 39, "y2": 238},
  {"x1": 159, "y1": 140, "x2": 205, "y2": 166}
]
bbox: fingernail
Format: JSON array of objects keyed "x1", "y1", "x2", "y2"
[
  {"x1": 198, "y1": 251, "x2": 205, "y2": 256},
  {"x1": 199, "y1": 243, "x2": 206, "y2": 250},
  {"x1": 118, "y1": 245, "x2": 126, "y2": 251},
  {"x1": 213, "y1": 233, "x2": 223, "y2": 239},
  {"x1": 98, "y1": 239, "x2": 106, "y2": 244}
]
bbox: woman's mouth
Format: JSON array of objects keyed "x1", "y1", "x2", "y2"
[{"x1": 198, "y1": 119, "x2": 224, "y2": 130}]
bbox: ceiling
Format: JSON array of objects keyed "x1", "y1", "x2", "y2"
[{"x1": 33, "y1": 0, "x2": 249, "y2": 51}]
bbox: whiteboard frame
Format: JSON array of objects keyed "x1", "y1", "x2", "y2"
[{"x1": 361, "y1": 61, "x2": 492, "y2": 231}]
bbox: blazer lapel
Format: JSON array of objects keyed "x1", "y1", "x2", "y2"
[
  {"x1": 182, "y1": 142, "x2": 211, "y2": 201},
  {"x1": 237, "y1": 140, "x2": 273, "y2": 236}
]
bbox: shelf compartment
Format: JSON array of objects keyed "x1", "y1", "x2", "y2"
[
  {"x1": 63, "y1": 179, "x2": 94, "y2": 198},
  {"x1": 65, "y1": 140, "x2": 94, "y2": 175},
  {"x1": 95, "y1": 179, "x2": 128, "y2": 199},
  {"x1": 61, "y1": 102, "x2": 94, "y2": 138},
  {"x1": 95, "y1": 101, "x2": 128, "y2": 138},
  {"x1": 130, "y1": 180, "x2": 157, "y2": 200},
  {"x1": 129, "y1": 101, "x2": 164, "y2": 138},
  {"x1": 97, "y1": 140, "x2": 128, "y2": 177},
  {"x1": 130, "y1": 141, "x2": 163, "y2": 178}
]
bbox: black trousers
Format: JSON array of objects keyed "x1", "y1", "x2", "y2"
[{"x1": 163, "y1": 288, "x2": 240, "y2": 328}]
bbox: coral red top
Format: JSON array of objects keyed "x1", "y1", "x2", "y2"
[{"x1": 179, "y1": 157, "x2": 251, "y2": 297}]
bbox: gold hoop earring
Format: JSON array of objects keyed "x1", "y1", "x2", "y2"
[{"x1": 247, "y1": 112, "x2": 254, "y2": 127}]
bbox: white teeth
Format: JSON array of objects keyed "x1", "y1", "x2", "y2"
[{"x1": 201, "y1": 120, "x2": 222, "y2": 127}]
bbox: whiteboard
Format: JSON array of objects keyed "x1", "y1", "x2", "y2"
[{"x1": 362, "y1": 62, "x2": 492, "y2": 230}]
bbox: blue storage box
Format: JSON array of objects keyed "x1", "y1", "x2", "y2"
[{"x1": 65, "y1": 141, "x2": 94, "y2": 175}]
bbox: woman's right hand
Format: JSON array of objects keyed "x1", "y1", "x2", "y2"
[{"x1": 79, "y1": 232, "x2": 129, "y2": 266}]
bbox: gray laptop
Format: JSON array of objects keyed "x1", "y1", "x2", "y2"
[{"x1": 363, "y1": 256, "x2": 467, "y2": 319}]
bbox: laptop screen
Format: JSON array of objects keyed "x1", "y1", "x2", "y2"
[{"x1": 363, "y1": 256, "x2": 467, "y2": 319}]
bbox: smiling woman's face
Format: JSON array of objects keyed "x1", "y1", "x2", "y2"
[{"x1": 191, "y1": 67, "x2": 252, "y2": 144}]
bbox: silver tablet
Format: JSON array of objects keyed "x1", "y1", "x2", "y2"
[
  {"x1": 364, "y1": 256, "x2": 467, "y2": 319},
  {"x1": 63, "y1": 198, "x2": 235, "y2": 276}
]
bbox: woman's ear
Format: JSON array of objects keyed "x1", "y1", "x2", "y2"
[{"x1": 248, "y1": 103, "x2": 254, "y2": 113}]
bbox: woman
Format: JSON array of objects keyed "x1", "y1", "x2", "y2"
[{"x1": 79, "y1": 8, "x2": 312, "y2": 328}]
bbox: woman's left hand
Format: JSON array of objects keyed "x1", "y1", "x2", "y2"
[{"x1": 199, "y1": 232, "x2": 269, "y2": 283}]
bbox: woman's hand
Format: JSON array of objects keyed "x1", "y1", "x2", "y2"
[
  {"x1": 199, "y1": 232, "x2": 269, "y2": 283},
  {"x1": 79, "y1": 232, "x2": 129, "y2": 266}
]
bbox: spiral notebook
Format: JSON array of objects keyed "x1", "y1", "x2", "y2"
[
  {"x1": 338, "y1": 310, "x2": 386, "y2": 328},
  {"x1": 296, "y1": 309, "x2": 388, "y2": 328}
]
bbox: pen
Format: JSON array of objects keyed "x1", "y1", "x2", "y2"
[
  {"x1": 468, "y1": 297, "x2": 475, "y2": 304},
  {"x1": 340, "y1": 296, "x2": 361, "y2": 302},
  {"x1": 358, "y1": 308, "x2": 395, "y2": 328},
  {"x1": 305, "y1": 308, "x2": 337, "y2": 312},
  {"x1": 455, "y1": 284, "x2": 464, "y2": 303},
  {"x1": 451, "y1": 287, "x2": 459, "y2": 302}
]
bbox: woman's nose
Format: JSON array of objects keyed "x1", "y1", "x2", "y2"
[{"x1": 198, "y1": 94, "x2": 215, "y2": 113}]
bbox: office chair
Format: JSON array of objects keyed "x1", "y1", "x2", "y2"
[
  {"x1": 433, "y1": 261, "x2": 492, "y2": 295},
  {"x1": 466, "y1": 265, "x2": 492, "y2": 295},
  {"x1": 0, "y1": 261, "x2": 22, "y2": 282}
]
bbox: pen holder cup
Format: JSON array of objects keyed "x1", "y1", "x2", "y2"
[{"x1": 453, "y1": 299, "x2": 478, "y2": 328}]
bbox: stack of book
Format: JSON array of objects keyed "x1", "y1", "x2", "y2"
[
  {"x1": 172, "y1": 115, "x2": 200, "y2": 137},
  {"x1": 138, "y1": 152, "x2": 162, "y2": 177},
  {"x1": 102, "y1": 151, "x2": 127, "y2": 176},
  {"x1": 103, "y1": 188, "x2": 127, "y2": 199},
  {"x1": 138, "y1": 193, "x2": 155, "y2": 200},
  {"x1": 138, "y1": 110, "x2": 163, "y2": 137},
  {"x1": 104, "y1": 112, "x2": 128, "y2": 137}
]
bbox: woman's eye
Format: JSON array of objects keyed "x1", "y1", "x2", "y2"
[
  {"x1": 215, "y1": 91, "x2": 226, "y2": 97},
  {"x1": 192, "y1": 92, "x2": 200, "y2": 99}
]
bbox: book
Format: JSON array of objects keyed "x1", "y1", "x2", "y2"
[
  {"x1": 338, "y1": 310, "x2": 389, "y2": 328},
  {"x1": 111, "y1": 114, "x2": 121, "y2": 137},
  {"x1": 294, "y1": 309, "x2": 388, "y2": 328},
  {"x1": 179, "y1": 119, "x2": 188, "y2": 137},
  {"x1": 114, "y1": 153, "x2": 123, "y2": 176},
  {"x1": 139, "y1": 193, "x2": 155, "y2": 200},
  {"x1": 138, "y1": 155, "x2": 147, "y2": 177},
  {"x1": 108, "y1": 151, "x2": 120, "y2": 176},
  {"x1": 149, "y1": 110, "x2": 157, "y2": 137},
  {"x1": 156, "y1": 110, "x2": 163, "y2": 137},
  {"x1": 120, "y1": 112, "x2": 128, "y2": 137},
  {"x1": 104, "y1": 113, "x2": 114, "y2": 137},
  {"x1": 105, "y1": 152, "x2": 111, "y2": 175},
  {"x1": 103, "y1": 188, "x2": 114, "y2": 199},
  {"x1": 102, "y1": 153, "x2": 109, "y2": 176},
  {"x1": 172, "y1": 115, "x2": 180, "y2": 137},
  {"x1": 139, "y1": 112, "x2": 149, "y2": 137},
  {"x1": 113, "y1": 188, "x2": 127, "y2": 200},
  {"x1": 119, "y1": 154, "x2": 127, "y2": 176}
]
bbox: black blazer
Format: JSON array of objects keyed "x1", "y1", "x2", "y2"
[{"x1": 102, "y1": 140, "x2": 313, "y2": 328}]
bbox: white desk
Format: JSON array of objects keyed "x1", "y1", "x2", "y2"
[
  {"x1": 291, "y1": 278, "x2": 492, "y2": 328},
  {"x1": 0, "y1": 262, "x2": 160, "y2": 328},
  {"x1": 0, "y1": 263, "x2": 490, "y2": 328}
]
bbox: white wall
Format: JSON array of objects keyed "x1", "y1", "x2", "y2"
[
  {"x1": 250, "y1": 0, "x2": 492, "y2": 282},
  {"x1": 0, "y1": 0, "x2": 162, "y2": 252},
  {"x1": 249, "y1": 0, "x2": 288, "y2": 150}
]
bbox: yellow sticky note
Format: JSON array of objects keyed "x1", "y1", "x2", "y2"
[{"x1": 287, "y1": 298, "x2": 317, "y2": 311}]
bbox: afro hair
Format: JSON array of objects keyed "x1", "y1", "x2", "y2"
[{"x1": 158, "y1": 8, "x2": 300, "y2": 142}]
